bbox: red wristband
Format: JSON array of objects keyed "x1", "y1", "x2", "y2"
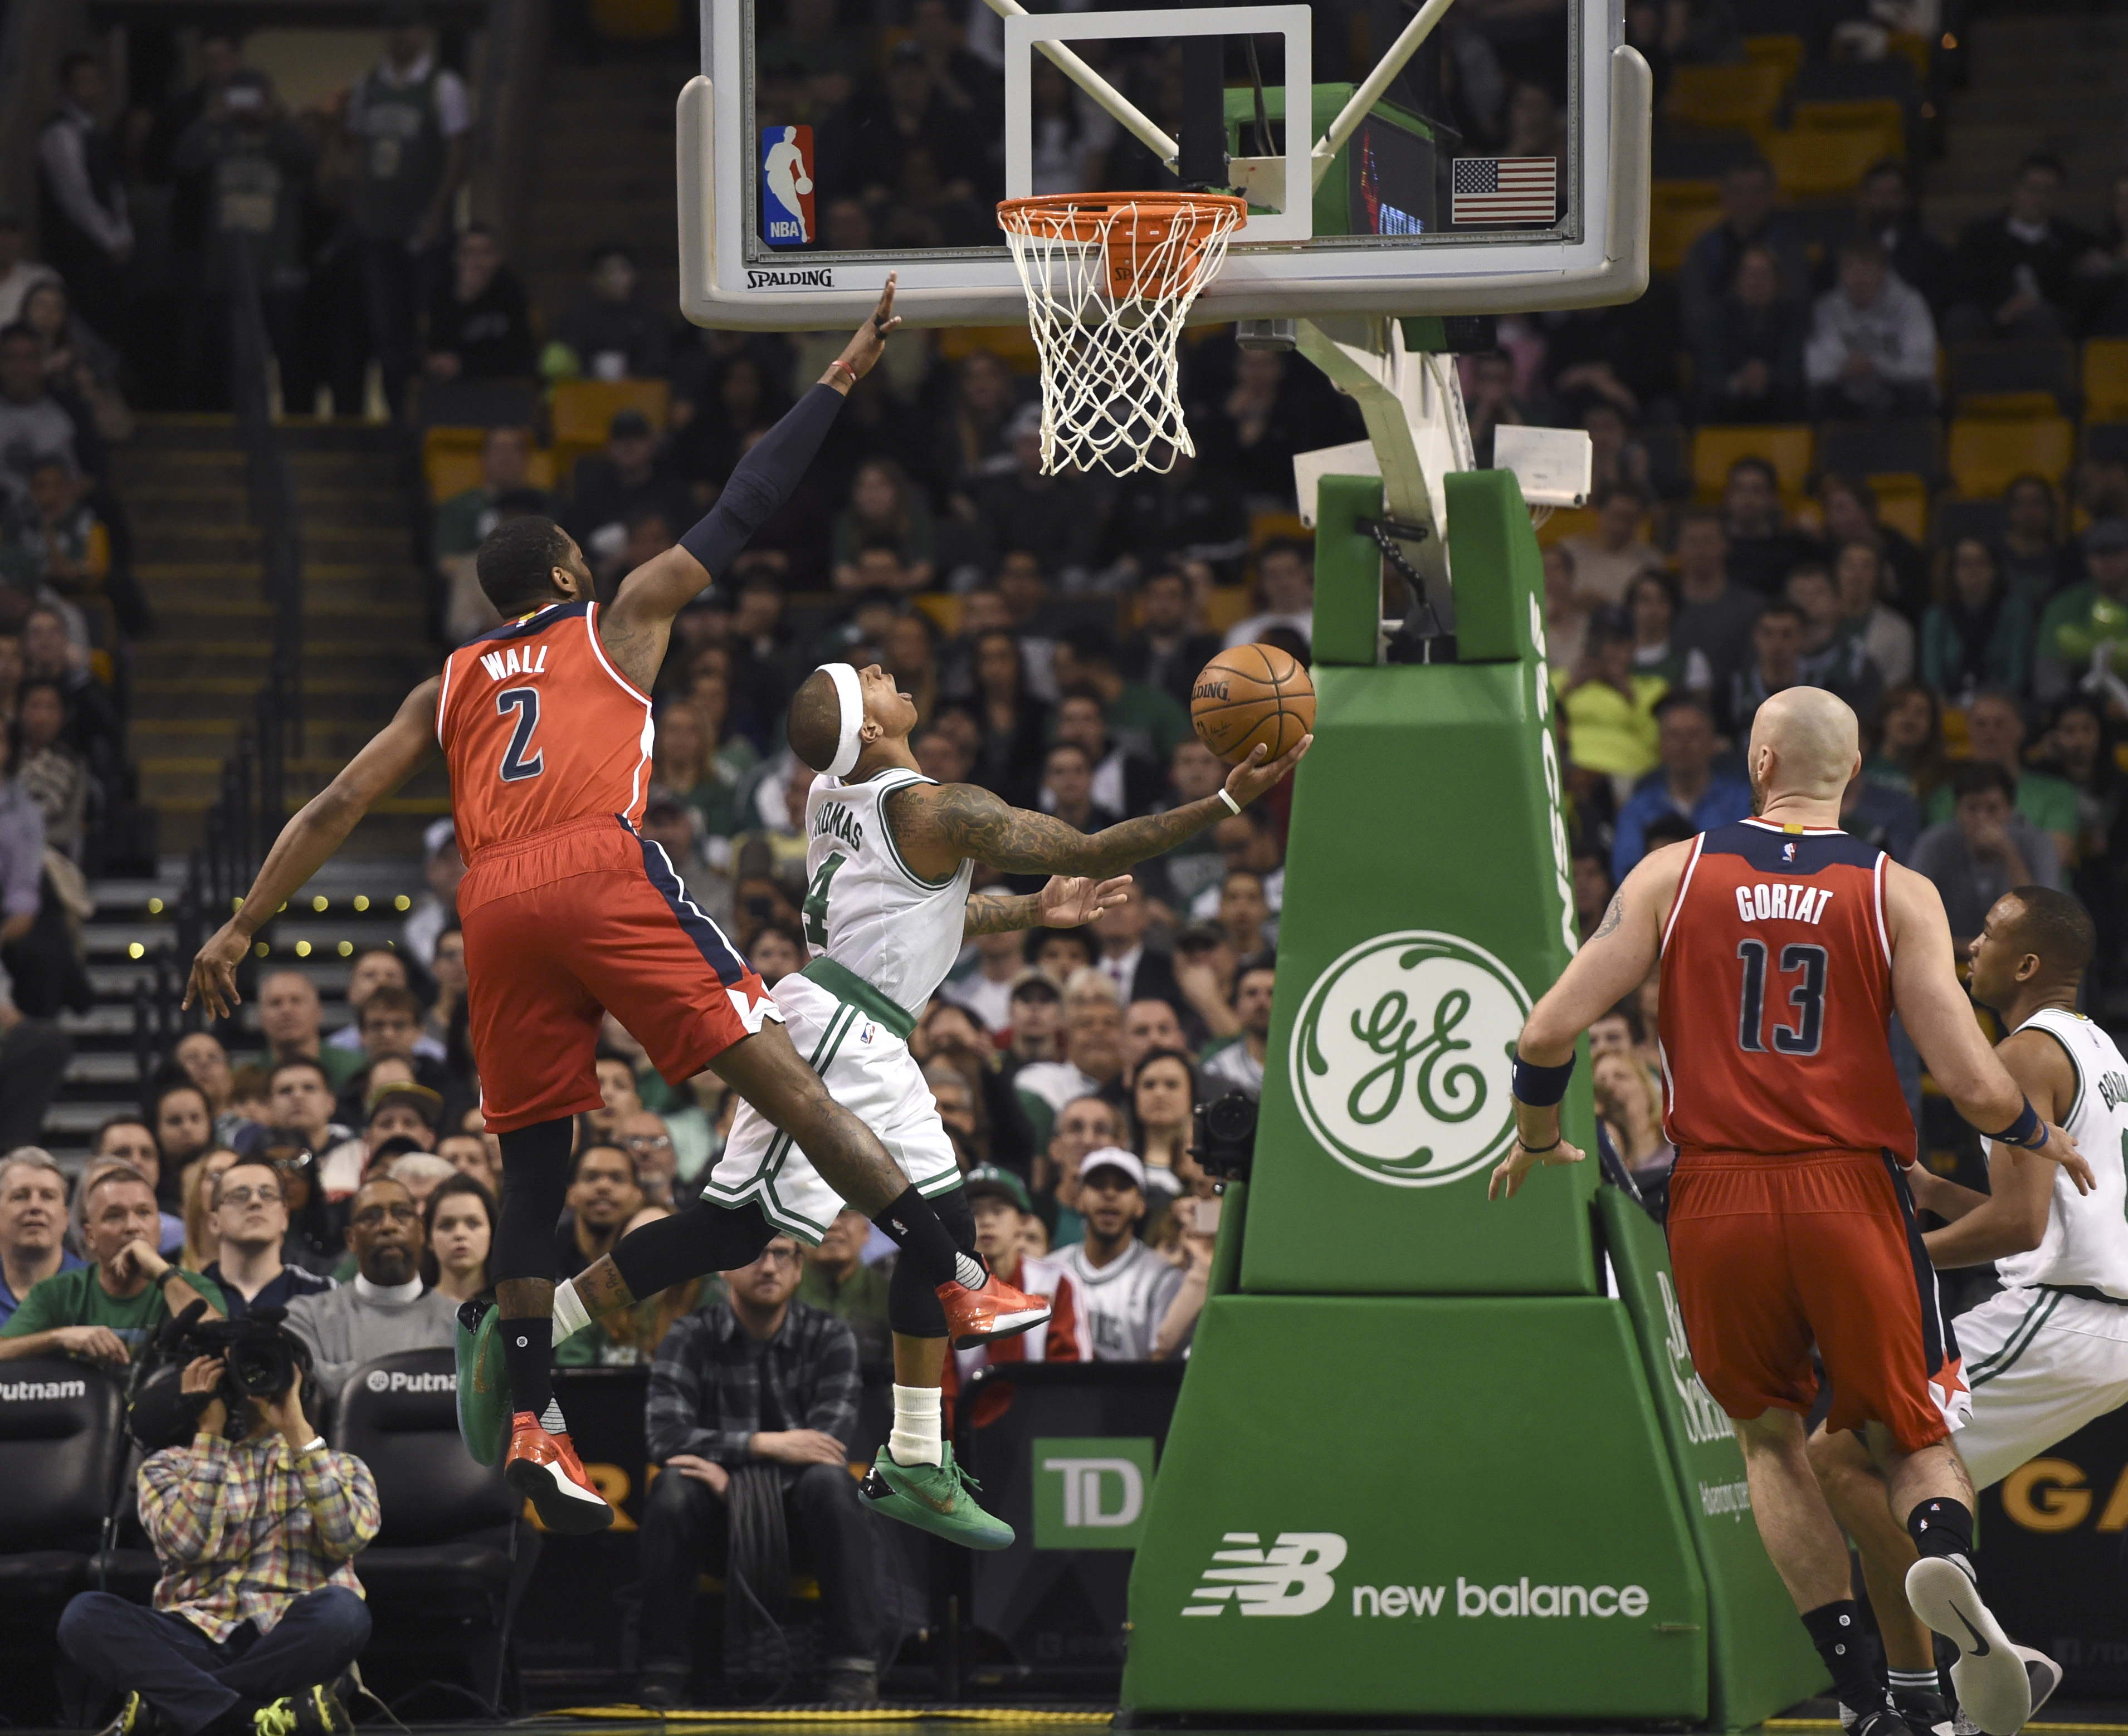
[{"x1": 829, "y1": 358, "x2": 858, "y2": 384}]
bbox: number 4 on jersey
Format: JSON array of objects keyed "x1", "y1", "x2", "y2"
[{"x1": 803, "y1": 852, "x2": 847, "y2": 949}]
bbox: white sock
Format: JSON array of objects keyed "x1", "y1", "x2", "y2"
[
  {"x1": 889, "y1": 1382, "x2": 943, "y2": 1467},
  {"x1": 551, "y1": 1279, "x2": 592, "y2": 1345},
  {"x1": 540, "y1": 1396, "x2": 567, "y2": 1434},
  {"x1": 1888, "y1": 1670, "x2": 1939, "y2": 1694},
  {"x1": 955, "y1": 1251, "x2": 987, "y2": 1290}
]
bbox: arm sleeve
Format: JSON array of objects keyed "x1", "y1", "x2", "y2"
[
  {"x1": 678, "y1": 384, "x2": 846, "y2": 582},
  {"x1": 295, "y1": 1450, "x2": 382, "y2": 1559},
  {"x1": 138, "y1": 1438, "x2": 234, "y2": 1562}
]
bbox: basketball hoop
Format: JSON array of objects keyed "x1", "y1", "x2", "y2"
[{"x1": 997, "y1": 191, "x2": 1247, "y2": 477}]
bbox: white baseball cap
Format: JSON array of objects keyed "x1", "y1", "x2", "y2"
[{"x1": 1079, "y1": 1146, "x2": 1147, "y2": 1192}]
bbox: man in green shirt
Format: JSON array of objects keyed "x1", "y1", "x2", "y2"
[
  {"x1": 797, "y1": 1206, "x2": 892, "y2": 1373},
  {"x1": 1924, "y1": 688, "x2": 2079, "y2": 864},
  {"x1": 2033, "y1": 517, "x2": 2128, "y2": 702},
  {"x1": 0, "y1": 1164, "x2": 223, "y2": 1364}
]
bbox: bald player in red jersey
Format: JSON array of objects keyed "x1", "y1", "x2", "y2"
[
  {"x1": 186, "y1": 283, "x2": 1052, "y2": 1534},
  {"x1": 1491, "y1": 687, "x2": 2092, "y2": 1736}
]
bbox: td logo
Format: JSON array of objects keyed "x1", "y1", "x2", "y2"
[
  {"x1": 1290, "y1": 932, "x2": 1529, "y2": 1187},
  {"x1": 1033, "y1": 1437, "x2": 1154, "y2": 1549}
]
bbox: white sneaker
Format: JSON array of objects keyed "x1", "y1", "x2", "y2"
[{"x1": 1905, "y1": 1557, "x2": 2030, "y2": 1736}]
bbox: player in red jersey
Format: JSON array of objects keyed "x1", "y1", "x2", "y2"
[
  {"x1": 1491, "y1": 688, "x2": 2092, "y2": 1736},
  {"x1": 185, "y1": 283, "x2": 1054, "y2": 1535}
]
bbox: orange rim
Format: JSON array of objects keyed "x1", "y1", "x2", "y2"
[{"x1": 997, "y1": 192, "x2": 1246, "y2": 300}]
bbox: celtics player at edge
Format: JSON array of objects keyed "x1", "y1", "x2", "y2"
[
  {"x1": 544, "y1": 660, "x2": 1307, "y2": 1547},
  {"x1": 186, "y1": 281, "x2": 1070, "y2": 1539},
  {"x1": 1489, "y1": 687, "x2": 2092, "y2": 1736}
]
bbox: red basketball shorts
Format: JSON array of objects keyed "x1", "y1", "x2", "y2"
[
  {"x1": 458, "y1": 815, "x2": 778, "y2": 1132},
  {"x1": 1665, "y1": 1148, "x2": 1967, "y2": 1454}
]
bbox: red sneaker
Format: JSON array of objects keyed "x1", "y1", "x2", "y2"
[
  {"x1": 936, "y1": 1272, "x2": 1052, "y2": 1351},
  {"x1": 505, "y1": 1411, "x2": 614, "y2": 1533}
]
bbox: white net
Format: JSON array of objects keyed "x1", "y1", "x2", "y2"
[{"x1": 998, "y1": 193, "x2": 1247, "y2": 477}]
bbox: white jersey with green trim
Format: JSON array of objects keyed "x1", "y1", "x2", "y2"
[
  {"x1": 1993, "y1": 1007, "x2": 2128, "y2": 1298},
  {"x1": 801, "y1": 766, "x2": 974, "y2": 1020}
]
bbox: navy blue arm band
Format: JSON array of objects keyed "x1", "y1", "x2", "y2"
[
  {"x1": 1987, "y1": 1097, "x2": 2046, "y2": 1150},
  {"x1": 1511, "y1": 1052, "x2": 1575, "y2": 1107},
  {"x1": 679, "y1": 382, "x2": 846, "y2": 581}
]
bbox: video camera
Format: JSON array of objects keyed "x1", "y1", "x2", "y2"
[{"x1": 126, "y1": 1302, "x2": 319, "y2": 1450}]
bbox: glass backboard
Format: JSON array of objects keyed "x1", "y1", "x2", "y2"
[{"x1": 679, "y1": 0, "x2": 1649, "y2": 329}]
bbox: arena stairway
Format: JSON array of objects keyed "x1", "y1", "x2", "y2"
[
  {"x1": 48, "y1": 858, "x2": 427, "y2": 1167},
  {"x1": 116, "y1": 415, "x2": 448, "y2": 863},
  {"x1": 1923, "y1": 8, "x2": 2127, "y2": 237}
]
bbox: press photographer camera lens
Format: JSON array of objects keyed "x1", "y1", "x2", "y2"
[
  {"x1": 1190, "y1": 1089, "x2": 1258, "y2": 1182},
  {"x1": 127, "y1": 1303, "x2": 316, "y2": 1449}
]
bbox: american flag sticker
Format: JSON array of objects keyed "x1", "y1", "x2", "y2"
[{"x1": 1450, "y1": 157, "x2": 1558, "y2": 225}]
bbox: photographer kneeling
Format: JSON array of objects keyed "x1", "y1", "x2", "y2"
[{"x1": 58, "y1": 1315, "x2": 380, "y2": 1736}]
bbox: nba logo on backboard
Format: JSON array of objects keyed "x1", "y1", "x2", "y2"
[{"x1": 760, "y1": 126, "x2": 815, "y2": 247}]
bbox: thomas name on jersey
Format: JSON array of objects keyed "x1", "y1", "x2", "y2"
[
  {"x1": 814, "y1": 801, "x2": 865, "y2": 852},
  {"x1": 1731, "y1": 883, "x2": 1834, "y2": 926},
  {"x1": 478, "y1": 644, "x2": 550, "y2": 682}
]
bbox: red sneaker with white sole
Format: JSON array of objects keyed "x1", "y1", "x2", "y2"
[
  {"x1": 937, "y1": 1272, "x2": 1052, "y2": 1351},
  {"x1": 505, "y1": 1412, "x2": 614, "y2": 1533}
]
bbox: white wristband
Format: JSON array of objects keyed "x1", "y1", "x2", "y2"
[
  {"x1": 1217, "y1": 788, "x2": 1242, "y2": 816},
  {"x1": 298, "y1": 1435, "x2": 326, "y2": 1454}
]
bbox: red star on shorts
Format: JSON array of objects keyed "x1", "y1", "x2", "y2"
[{"x1": 1930, "y1": 1357, "x2": 1969, "y2": 1406}]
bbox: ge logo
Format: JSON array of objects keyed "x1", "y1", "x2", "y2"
[
  {"x1": 365, "y1": 1370, "x2": 391, "y2": 1393},
  {"x1": 1290, "y1": 931, "x2": 1530, "y2": 1187}
]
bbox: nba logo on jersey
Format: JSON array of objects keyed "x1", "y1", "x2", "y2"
[
  {"x1": 760, "y1": 126, "x2": 815, "y2": 247},
  {"x1": 1782, "y1": 842, "x2": 1796, "y2": 862},
  {"x1": 858, "y1": 1021, "x2": 876, "y2": 1047}
]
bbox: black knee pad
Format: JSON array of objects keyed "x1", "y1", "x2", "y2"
[
  {"x1": 888, "y1": 1185, "x2": 976, "y2": 1339},
  {"x1": 612, "y1": 1198, "x2": 776, "y2": 1300},
  {"x1": 492, "y1": 1120, "x2": 574, "y2": 1283}
]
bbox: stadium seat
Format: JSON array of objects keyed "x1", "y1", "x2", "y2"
[
  {"x1": 1818, "y1": 418, "x2": 1940, "y2": 486},
  {"x1": 1764, "y1": 126, "x2": 1887, "y2": 201},
  {"x1": 1789, "y1": 98, "x2": 1906, "y2": 163},
  {"x1": 2086, "y1": 422, "x2": 2128, "y2": 469},
  {"x1": 1536, "y1": 505, "x2": 1599, "y2": 549},
  {"x1": 1946, "y1": 417, "x2": 2074, "y2": 496},
  {"x1": 1692, "y1": 424, "x2": 1814, "y2": 503},
  {"x1": 1932, "y1": 497, "x2": 2010, "y2": 550},
  {"x1": 551, "y1": 376, "x2": 672, "y2": 448},
  {"x1": 333, "y1": 1349, "x2": 536, "y2": 1711},
  {"x1": 1651, "y1": 131, "x2": 1765, "y2": 179},
  {"x1": 939, "y1": 326, "x2": 1042, "y2": 374},
  {"x1": 0, "y1": 1361, "x2": 130, "y2": 1725},
  {"x1": 590, "y1": 0, "x2": 679, "y2": 36},
  {"x1": 1956, "y1": 391, "x2": 2063, "y2": 422},
  {"x1": 1866, "y1": 473, "x2": 1928, "y2": 542},
  {"x1": 2083, "y1": 339, "x2": 2128, "y2": 423},
  {"x1": 1649, "y1": 180, "x2": 1725, "y2": 275},
  {"x1": 1882, "y1": 32, "x2": 1932, "y2": 84},
  {"x1": 1661, "y1": 63, "x2": 1788, "y2": 138},
  {"x1": 422, "y1": 428, "x2": 557, "y2": 503},
  {"x1": 1741, "y1": 34, "x2": 1805, "y2": 87},
  {"x1": 413, "y1": 378, "x2": 539, "y2": 431},
  {"x1": 1948, "y1": 340, "x2": 2075, "y2": 414}
]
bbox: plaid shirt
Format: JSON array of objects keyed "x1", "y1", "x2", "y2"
[
  {"x1": 646, "y1": 1298, "x2": 860, "y2": 1466},
  {"x1": 138, "y1": 1431, "x2": 380, "y2": 1641}
]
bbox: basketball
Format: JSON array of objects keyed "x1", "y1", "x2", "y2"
[{"x1": 1189, "y1": 644, "x2": 1316, "y2": 765}]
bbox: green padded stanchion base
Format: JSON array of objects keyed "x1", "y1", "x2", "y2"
[{"x1": 455, "y1": 1298, "x2": 512, "y2": 1466}]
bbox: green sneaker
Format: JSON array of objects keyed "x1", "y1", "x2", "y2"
[
  {"x1": 858, "y1": 1442, "x2": 1013, "y2": 1550},
  {"x1": 453, "y1": 1298, "x2": 511, "y2": 1467}
]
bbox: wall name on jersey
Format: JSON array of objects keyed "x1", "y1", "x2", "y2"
[
  {"x1": 813, "y1": 801, "x2": 865, "y2": 852},
  {"x1": 479, "y1": 645, "x2": 550, "y2": 682},
  {"x1": 1732, "y1": 883, "x2": 1833, "y2": 926},
  {"x1": 2099, "y1": 1068, "x2": 2128, "y2": 1113}
]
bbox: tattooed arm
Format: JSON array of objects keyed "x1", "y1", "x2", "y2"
[
  {"x1": 896, "y1": 736, "x2": 1311, "y2": 884},
  {"x1": 963, "y1": 876, "x2": 1134, "y2": 940}
]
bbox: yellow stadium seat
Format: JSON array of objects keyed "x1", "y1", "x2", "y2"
[
  {"x1": 1692, "y1": 425, "x2": 1815, "y2": 503},
  {"x1": 910, "y1": 594, "x2": 963, "y2": 637},
  {"x1": 589, "y1": 0, "x2": 678, "y2": 37},
  {"x1": 1662, "y1": 62, "x2": 1787, "y2": 137},
  {"x1": 423, "y1": 426, "x2": 556, "y2": 503},
  {"x1": 1955, "y1": 390, "x2": 2061, "y2": 421},
  {"x1": 1789, "y1": 97, "x2": 1906, "y2": 159},
  {"x1": 1649, "y1": 180, "x2": 1724, "y2": 274},
  {"x1": 1536, "y1": 506, "x2": 1599, "y2": 549},
  {"x1": 550, "y1": 377, "x2": 672, "y2": 451},
  {"x1": 1743, "y1": 35, "x2": 1805, "y2": 87},
  {"x1": 1764, "y1": 126, "x2": 1888, "y2": 201},
  {"x1": 2083, "y1": 339, "x2": 2128, "y2": 423},
  {"x1": 1204, "y1": 587, "x2": 1257, "y2": 636},
  {"x1": 1946, "y1": 417, "x2": 2075, "y2": 496},
  {"x1": 1866, "y1": 473, "x2": 1927, "y2": 542},
  {"x1": 1883, "y1": 32, "x2": 1932, "y2": 83},
  {"x1": 939, "y1": 326, "x2": 1042, "y2": 373}
]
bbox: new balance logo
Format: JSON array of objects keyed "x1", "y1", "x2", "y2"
[{"x1": 1182, "y1": 1531, "x2": 1346, "y2": 1617}]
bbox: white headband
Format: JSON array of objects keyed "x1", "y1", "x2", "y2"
[{"x1": 817, "y1": 663, "x2": 864, "y2": 777}]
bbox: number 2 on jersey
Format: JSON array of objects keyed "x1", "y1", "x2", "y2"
[
  {"x1": 803, "y1": 853, "x2": 847, "y2": 949},
  {"x1": 1735, "y1": 939, "x2": 1827, "y2": 1055},
  {"x1": 496, "y1": 687, "x2": 544, "y2": 782}
]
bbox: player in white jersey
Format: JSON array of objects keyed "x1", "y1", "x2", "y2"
[
  {"x1": 545, "y1": 660, "x2": 1307, "y2": 1549},
  {"x1": 1812, "y1": 887, "x2": 2114, "y2": 1734}
]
